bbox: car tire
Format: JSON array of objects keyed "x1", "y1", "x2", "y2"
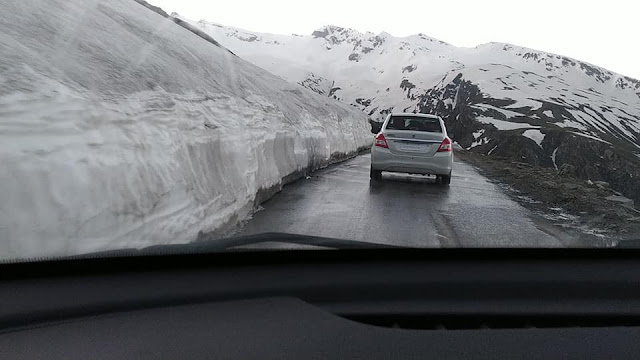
[
  {"x1": 437, "y1": 173, "x2": 451, "y2": 186},
  {"x1": 370, "y1": 168, "x2": 382, "y2": 181}
]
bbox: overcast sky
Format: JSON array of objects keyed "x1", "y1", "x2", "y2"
[{"x1": 148, "y1": 0, "x2": 640, "y2": 79}]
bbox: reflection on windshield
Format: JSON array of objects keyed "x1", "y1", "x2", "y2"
[{"x1": 1, "y1": 0, "x2": 639, "y2": 261}]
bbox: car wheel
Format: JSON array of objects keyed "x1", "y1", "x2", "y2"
[
  {"x1": 437, "y1": 173, "x2": 451, "y2": 186},
  {"x1": 442, "y1": 173, "x2": 452, "y2": 186},
  {"x1": 370, "y1": 168, "x2": 382, "y2": 181}
]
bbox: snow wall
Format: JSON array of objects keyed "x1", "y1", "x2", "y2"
[{"x1": 0, "y1": 0, "x2": 372, "y2": 259}]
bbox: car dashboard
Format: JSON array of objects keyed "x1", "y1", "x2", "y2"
[{"x1": 2, "y1": 249, "x2": 640, "y2": 359}]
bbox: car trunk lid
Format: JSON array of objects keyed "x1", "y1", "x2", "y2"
[{"x1": 384, "y1": 130, "x2": 444, "y2": 157}]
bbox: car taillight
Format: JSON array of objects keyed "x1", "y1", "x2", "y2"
[
  {"x1": 374, "y1": 133, "x2": 388, "y2": 148},
  {"x1": 437, "y1": 137, "x2": 452, "y2": 152}
]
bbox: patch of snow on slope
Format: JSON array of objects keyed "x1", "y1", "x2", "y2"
[
  {"x1": 554, "y1": 118, "x2": 589, "y2": 131},
  {"x1": 472, "y1": 104, "x2": 525, "y2": 119},
  {"x1": 551, "y1": 147, "x2": 559, "y2": 170},
  {"x1": 601, "y1": 107, "x2": 639, "y2": 142},
  {"x1": 468, "y1": 129, "x2": 487, "y2": 149},
  {"x1": 543, "y1": 110, "x2": 553, "y2": 117},
  {"x1": 476, "y1": 116, "x2": 540, "y2": 130},
  {"x1": 570, "y1": 132, "x2": 612, "y2": 145},
  {"x1": 469, "y1": 132, "x2": 490, "y2": 149},
  {"x1": 567, "y1": 109, "x2": 607, "y2": 133},
  {"x1": 522, "y1": 129, "x2": 545, "y2": 147}
]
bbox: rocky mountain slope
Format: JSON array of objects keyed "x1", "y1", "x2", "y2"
[
  {"x1": 0, "y1": 0, "x2": 370, "y2": 259},
  {"x1": 191, "y1": 21, "x2": 640, "y2": 206}
]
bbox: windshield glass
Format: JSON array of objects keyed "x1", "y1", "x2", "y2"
[
  {"x1": 2, "y1": 0, "x2": 640, "y2": 261},
  {"x1": 386, "y1": 116, "x2": 443, "y2": 132}
]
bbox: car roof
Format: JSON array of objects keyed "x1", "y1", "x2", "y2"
[{"x1": 390, "y1": 113, "x2": 441, "y2": 120}]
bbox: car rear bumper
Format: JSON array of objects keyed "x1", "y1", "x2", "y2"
[{"x1": 371, "y1": 146, "x2": 453, "y2": 175}]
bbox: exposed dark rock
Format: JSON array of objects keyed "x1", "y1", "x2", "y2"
[
  {"x1": 579, "y1": 61, "x2": 613, "y2": 83},
  {"x1": 561, "y1": 57, "x2": 577, "y2": 67},
  {"x1": 402, "y1": 64, "x2": 417, "y2": 73},
  {"x1": 372, "y1": 36, "x2": 385, "y2": 47},
  {"x1": 399, "y1": 79, "x2": 416, "y2": 97},
  {"x1": 559, "y1": 163, "x2": 577, "y2": 177},
  {"x1": 298, "y1": 74, "x2": 332, "y2": 96},
  {"x1": 311, "y1": 28, "x2": 329, "y2": 38},
  {"x1": 355, "y1": 98, "x2": 371, "y2": 107}
]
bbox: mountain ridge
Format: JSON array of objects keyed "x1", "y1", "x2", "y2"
[{"x1": 201, "y1": 20, "x2": 640, "y2": 87}]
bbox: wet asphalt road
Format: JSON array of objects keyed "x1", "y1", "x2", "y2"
[{"x1": 238, "y1": 153, "x2": 564, "y2": 248}]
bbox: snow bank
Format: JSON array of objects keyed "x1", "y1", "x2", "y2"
[{"x1": 0, "y1": 0, "x2": 371, "y2": 260}]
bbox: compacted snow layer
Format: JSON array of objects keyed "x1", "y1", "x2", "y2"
[{"x1": 0, "y1": 0, "x2": 371, "y2": 259}]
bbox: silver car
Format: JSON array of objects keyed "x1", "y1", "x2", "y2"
[{"x1": 370, "y1": 113, "x2": 453, "y2": 185}]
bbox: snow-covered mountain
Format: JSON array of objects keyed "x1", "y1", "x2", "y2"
[
  {"x1": 0, "y1": 0, "x2": 370, "y2": 259},
  {"x1": 191, "y1": 21, "x2": 640, "y2": 204}
]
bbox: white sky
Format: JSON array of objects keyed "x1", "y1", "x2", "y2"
[{"x1": 148, "y1": 0, "x2": 640, "y2": 79}]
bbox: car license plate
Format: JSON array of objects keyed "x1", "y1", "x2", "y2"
[{"x1": 399, "y1": 143, "x2": 424, "y2": 151}]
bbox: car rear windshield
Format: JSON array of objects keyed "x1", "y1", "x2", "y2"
[{"x1": 386, "y1": 116, "x2": 442, "y2": 132}]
